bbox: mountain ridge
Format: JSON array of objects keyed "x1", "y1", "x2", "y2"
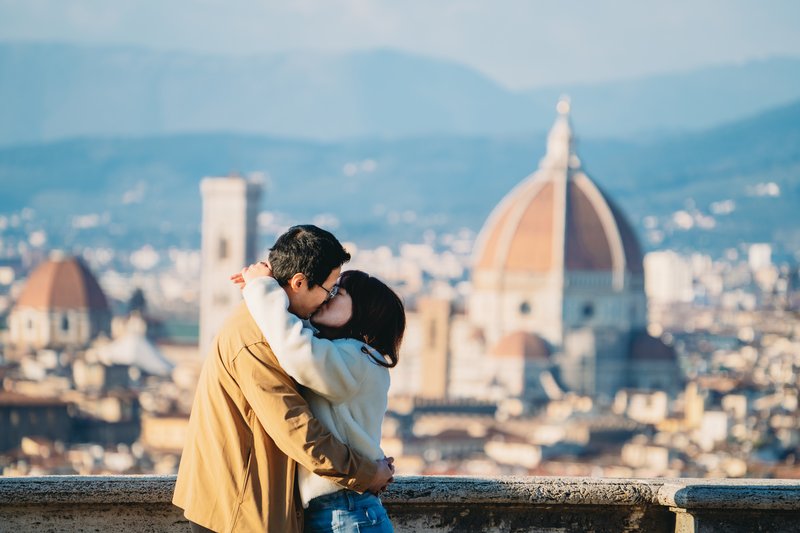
[
  {"x1": 1, "y1": 96, "x2": 798, "y2": 256},
  {"x1": 3, "y1": 43, "x2": 800, "y2": 145}
]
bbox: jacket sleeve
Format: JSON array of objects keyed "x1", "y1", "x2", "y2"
[
  {"x1": 231, "y1": 342, "x2": 377, "y2": 492},
  {"x1": 242, "y1": 276, "x2": 365, "y2": 403}
]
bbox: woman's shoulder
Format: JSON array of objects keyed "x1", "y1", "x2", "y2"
[
  {"x1": 330, "y1": 337, "x2": 368, "y2": 350},
  {"x1": 331, "y1": 339, "x2": 391, "y2": 370}
]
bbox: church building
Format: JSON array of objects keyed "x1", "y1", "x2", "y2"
[
  {"x1": 416, "y1": 99, "x2": 680, "y2": 403},
  {"x1": 8, "y1": 254, "x2": 111, "y2": 351}
]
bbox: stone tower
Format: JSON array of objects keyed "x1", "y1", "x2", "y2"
[
  {"x1": 199, "y1": 175, "x2": 262, "y2": 357},
  {"x1": 417, "y1": 297, "x2": 453, "y2": 399}
]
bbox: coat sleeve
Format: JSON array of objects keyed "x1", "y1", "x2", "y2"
[
  {"x1": 231, "y1": 342, "x2": 377, "y2": 492},
  {"x1": 242, "y1": 277, "x2": 365, "y2": 403}
]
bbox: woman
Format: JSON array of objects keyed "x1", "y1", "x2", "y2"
[{"x1": 235, "y1": 262, "x2": 404, "y2": 533}]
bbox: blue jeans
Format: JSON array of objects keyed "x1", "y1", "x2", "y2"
[{"x1": 304, "y1": 490, "x2": 393, "y2": 533}]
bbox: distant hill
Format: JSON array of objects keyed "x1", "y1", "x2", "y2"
[
  {"x1": 0, "y1": 44, "x2": 538, "y2": 145},
  {"x1": 586, "y1": 100, "x2": 800, "y2": 254},
  {"x1": 528, "y1": 57, "x2": 800, "y2": 139},
  {"x1": 0, "y1": 99, "x2": 798, "y2": 257},
  {"x1": 2, "y1": 43, "x2": 800, "y2": 144}
]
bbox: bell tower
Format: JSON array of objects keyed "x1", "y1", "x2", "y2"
[{"x1": 199, "y1": 175, "x2": 262, "y2": 357}]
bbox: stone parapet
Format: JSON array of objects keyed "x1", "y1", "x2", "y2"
[{"x1": 1, "y1": 475, "x2": 799, "y2": 532}]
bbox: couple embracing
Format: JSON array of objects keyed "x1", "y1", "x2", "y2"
[{"x1": 173, "y1": 225, "x2": 405, "y2": 532}]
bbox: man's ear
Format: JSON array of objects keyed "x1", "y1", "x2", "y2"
[{"x1": 288, "y1": 273, "x2": 306, "y2": 292}]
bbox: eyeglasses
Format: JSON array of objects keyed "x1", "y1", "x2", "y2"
[{"x1": 319, "y1": 283, "x2": 339, "y2": 303}]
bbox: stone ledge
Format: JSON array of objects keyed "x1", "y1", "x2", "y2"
[
  {"x1": 383, "y1": 476, "x2": 664, "y2": 506},
  {"x1": 0, "y1": 475, "x2": 176, "y2": 505},
  {"x1": 657, "y1": 479, "x2": 800, "y2": 510},
  {"x1": 3, "y1": 475, "x2": 799, "y2": 510},
  {"x1": 2, "y1": 475, "x2": 799, "y2": 533}
]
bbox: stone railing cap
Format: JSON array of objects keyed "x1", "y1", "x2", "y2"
[
  {"x1": 2, "y1": 475, "x2": 799, "y2": 510},
  {"x1": 0, "y1": 475, "x2": 176, "y2": 505},
  {"x1": 658, "y1": 478, "x2": 800, "y2": 510}
]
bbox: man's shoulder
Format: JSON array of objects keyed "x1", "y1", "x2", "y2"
[{"x1": 217, "y1": 301, "x2": 269, "y2": 349}]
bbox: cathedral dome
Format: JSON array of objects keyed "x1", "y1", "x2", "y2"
[
  {"x1": 16, "y1": 255, "x2": 109, "y2": 311},
  {"x1": 489, "y1": 331, "x2": 550, "y2": 361},
  {"x1": 473, "y1": 99, "x2": 643, "y2": 278}
]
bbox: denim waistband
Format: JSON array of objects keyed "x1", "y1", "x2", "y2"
[{"x1": 307, "y1": 490, "x2": 380, "y2": 511}]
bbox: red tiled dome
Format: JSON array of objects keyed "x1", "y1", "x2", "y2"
[
  {"x1": 474, "y1": 102, "x2": 643, "y2": 276},
  {"x1": 16, "y1": 256, "x2": 109, "y2": 311}
]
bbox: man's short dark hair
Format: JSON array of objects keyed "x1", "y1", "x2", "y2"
[{"x1": 268, "y1": 225, "x2": 351, "y2": 288}]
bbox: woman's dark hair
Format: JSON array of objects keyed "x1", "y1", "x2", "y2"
[
  {"x1": 325, "y1": 270, "x2": 405, "y2": 368},
  {"x1": 268, "y1": 225, "x2": 351, "y2": 288}
]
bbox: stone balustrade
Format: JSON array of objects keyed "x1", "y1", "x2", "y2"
[{"x1": 1, "y1": 475, "x2": 799, "y2": 532}]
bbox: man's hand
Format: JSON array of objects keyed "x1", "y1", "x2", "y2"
[
  {"x1": 230, "y1": 261, "x2": 272, "y2": 290},
  {"x1": 366, "y1": 456, "x2": 395, "y2": 495}
]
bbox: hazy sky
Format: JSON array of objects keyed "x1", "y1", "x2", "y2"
[{"x1": 1, "y1": 0, "x2": 799, "y2": 89}]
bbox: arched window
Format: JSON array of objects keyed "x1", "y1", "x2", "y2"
[
  {"x1": 519, "y1": 301, "x2": 532, "y2": 315},
  {"x1": 61, "y1": 315, "x2": 70, "y2": 331}
]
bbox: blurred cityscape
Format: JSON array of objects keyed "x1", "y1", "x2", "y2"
[{"x1": 1, "y1": 100, "x2": 798, "y2": 481}]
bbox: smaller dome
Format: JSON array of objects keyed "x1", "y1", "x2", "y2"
[
  {"x1": 16, "y1": 256, "x2": 109, "y2": 311},
  {"x1": 630, "y1": 331, "x2": 676, "y2": 361},
  {"x1": 490, "y1": 331, "x2": 550, "y2": 361}
]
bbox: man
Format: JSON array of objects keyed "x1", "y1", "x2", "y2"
[{"x1": 174, "y1": 225, "x2": 394, "y2": 533}]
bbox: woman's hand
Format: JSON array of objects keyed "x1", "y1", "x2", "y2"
[
  {"x1": 230, "y1": 261, "x2": 272, "y2": 290},
  {"x1": 367, "y1": 456, "x2": 395, "y2": 495},
  {"x1": 230, "y1": 267, "x2": 248, "y2": 290},
  {"x1": 244, "y1": 261, "x2": 272, "y2": 283}
]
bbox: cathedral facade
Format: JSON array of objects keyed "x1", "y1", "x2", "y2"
[{"x1": 416, "y1": 100, "x2": 680, "y2": 403}]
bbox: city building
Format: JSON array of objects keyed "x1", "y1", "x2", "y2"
[{"x1": 0, "y1": 391, "x2": 71, "y2": 452}]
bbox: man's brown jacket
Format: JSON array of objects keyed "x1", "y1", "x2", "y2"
[{"x1": 173, "y1": 302, "x2": 376, "y2": 532}]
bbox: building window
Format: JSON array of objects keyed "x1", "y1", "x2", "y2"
[
  {"x1": 519, "y1": 301, "x2": 532, "y2": 315},
  {"x1": 427, "y1": 321, "x2": 437, "y2": 347},
  {"x1": 61, "y1": 315, "x2": 70, "y2": 331},
  {"x1": 218, "y1": 238, "x2": 229, "y2": 260},
  {"x1": 582, "y1": 302, "x2": 595, "y2": 320}
]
